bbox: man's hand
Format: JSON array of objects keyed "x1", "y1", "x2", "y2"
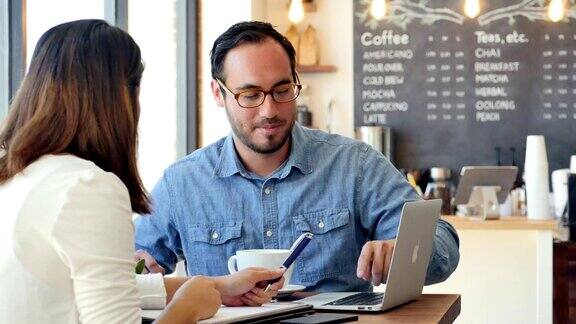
[
  {"x1": 135, "y1": 249, "x2": 166, "y2": 275},
  {"x1": 356, "y1": 239, "x2": 396, "y2": 286},
  {"x1": 214, "y1": 268, "x2": 285, "y2": 306}
]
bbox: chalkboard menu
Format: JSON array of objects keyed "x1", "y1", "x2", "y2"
[{"x1": 354, "y1": 0, "x2": 576, "y2": 173}]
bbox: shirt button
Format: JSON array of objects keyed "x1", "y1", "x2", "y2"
[
  {"x1": 212, "y1": 232, "x2": 219, "y2": 239},
  {"x1": 318, "y1": 221, "x2": 325, "y2": 229},
  {"x1": 266, "y1": 230, "x2": 273, "y2": 237},
  {"x1": 264, "y1": 187, "x2": 272, "y2": 195}
]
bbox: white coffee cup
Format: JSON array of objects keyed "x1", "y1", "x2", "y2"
[
  {"x1": 571, "y1": 155, "x2": 576, "y2": 174},
  {"x1": 227, "y1": 249, "x2": 295, "y2": 287}
]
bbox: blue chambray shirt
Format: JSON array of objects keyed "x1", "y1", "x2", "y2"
[{"x1": 134, "y1": 123, "x2": 460, "y2": 292}]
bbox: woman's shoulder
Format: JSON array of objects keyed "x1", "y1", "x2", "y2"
[
  {"x1": 33, "y1": 154, "x2": 100, "y2": 173},
  {"x1": 31, "y1": 154, "x2": 129, "y2": 200}
]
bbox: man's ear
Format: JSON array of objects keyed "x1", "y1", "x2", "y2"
[{"x1": 211, "y1": 79, "x2": 225, "y2": 107}]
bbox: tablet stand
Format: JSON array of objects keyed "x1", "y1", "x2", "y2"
[{"x1": 468, "y1": 186, "x2": 502, "y2": 220}]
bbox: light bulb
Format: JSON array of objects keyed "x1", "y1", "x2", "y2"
[
  {"x1": 548, "y1": 0, "x2": 565, "y2": 22},
  {"x1": 288, "y1": 0, "x2": 305, "y2": 24},
  {"x1": 370, "y1": 0, "x2": 387, "y2": 20},
  {"x1": 464, "y1": 0, "x2": 481, "y2": 18}
]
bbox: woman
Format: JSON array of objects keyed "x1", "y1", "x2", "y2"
[{"x1": 0, "y1": 19, "x2": 283, "y2": 324}]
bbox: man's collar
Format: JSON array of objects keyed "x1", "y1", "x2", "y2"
[
  {"x1": 213, "y1": 135, "x2": 248, "y2": 178},
  {"x1": 280, "y1": 123, "x2": 312, "y2": 178},
  {"x1": 213, "y1": 123, "x2": 313, "y2": 179}
]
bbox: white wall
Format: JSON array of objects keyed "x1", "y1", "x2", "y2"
[{"x1": 199, "y1": 0, "x2": 355, "y2": 147}]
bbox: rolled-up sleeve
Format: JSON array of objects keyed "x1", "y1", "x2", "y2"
[{"x1": 425, "y1": 219, "x2": 460, "y2": 285}]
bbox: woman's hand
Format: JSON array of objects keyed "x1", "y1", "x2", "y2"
[
  {"x1": 159, "y1": 276, "x2": 222, "y2": 323},
  {"x1": 214, "y1": 268, "x2": 285, "y2": 306}
]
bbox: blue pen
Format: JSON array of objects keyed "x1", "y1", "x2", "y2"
[{"x1": 264, "y1": 232, "x2": 314, "y2": 292}]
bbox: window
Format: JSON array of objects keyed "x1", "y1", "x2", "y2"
[
  {"x1": 128, "y1": 0, "x2": 183, "y2": 190},
  {"x1": 0, "y1": 0, "x2": 9, "y2": 122},
  {"x1": 3, "y1": 0, "x2": 194, "y2": 191},
  {"x1": 26, "y1": 0, "x2": 105, "y2": 67}
]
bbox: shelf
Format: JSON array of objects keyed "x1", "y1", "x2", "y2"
[{"x1": 296, "y1": 65, "x2": 337, "y2": 73}]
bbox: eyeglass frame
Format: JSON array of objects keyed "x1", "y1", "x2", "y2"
[{"x1": 215, "y1": 74, "x2": 302, "y2": 109}]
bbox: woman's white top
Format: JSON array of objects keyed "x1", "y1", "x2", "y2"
[{"x1": 0, "y1": 154, "x2": 166, "y2": 324}]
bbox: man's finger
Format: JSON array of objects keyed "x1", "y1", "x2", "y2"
[
  {"x1": 135, "y1": 250, "x2": 165, "y2": 275},
  {"x1": 371, "y1": 242, "x2": 386, "y2": 286},
  {"x1": 382, "y1": 242, "x2": 395, "y2": 283},
  {"x1": 241, "y1": 294, "x2": 262, "y2": 306},
  {"x1": 252, "y1": 286, "x2": 278, "y2": 299},
  {"x1": 134, "y1": 250, "x2": 148, "y2": 261},
  {"x1": 148, "y1": 264, "x2": 166, "y2": 275},
  {"x1": 357, "y1": 242, "x2": 374, "y2": 281},
  {"x1": 252, "y1": 268, "x2": 285, "y2": 282},
  {"x1": 269, "y1": 277, "x2": 285, "y2": 292},
  {"x1": 246, "y1": 291, "x2": 271, "y2": 305},
  {"x1": 245, "y1": 267, "x2": 269, "y2": 272}
]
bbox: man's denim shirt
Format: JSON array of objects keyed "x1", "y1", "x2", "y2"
[{"x1": 135, "y1": 123, "x2": 460, "y2": 292}]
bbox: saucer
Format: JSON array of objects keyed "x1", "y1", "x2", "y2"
[{"x1": 277, "y1": 284, "x2": 306, "y2": 296}]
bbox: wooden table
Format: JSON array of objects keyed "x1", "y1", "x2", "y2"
[
  {"x1": 285, "y1": 294, "x2": 461, "y2": 323},
  {"x1": 352, "y1": 294, "x2": 461, "y2": 323}
]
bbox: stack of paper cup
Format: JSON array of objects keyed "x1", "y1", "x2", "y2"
[
  {"x1": 571, "y1": 155, "x2": 576, "y2": 174},
  {"x1": 552, "y1": 169, "x2": 571, "y2": 217},
  {"x1": 525, "y1": 135, "x2": 551, "y2": 219}
]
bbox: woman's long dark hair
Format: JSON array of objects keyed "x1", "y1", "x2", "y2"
[{"x1": 0, "y1": 19, "x2": 150, "y2": 214}]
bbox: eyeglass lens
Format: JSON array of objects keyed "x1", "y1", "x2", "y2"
[{"x1": 237, "y1": 84, "x2": 299, "y2": 108}]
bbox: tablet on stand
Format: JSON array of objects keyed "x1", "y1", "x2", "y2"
[{"x1": 453, "y1": 166, "x2": 518, "y2": 220}]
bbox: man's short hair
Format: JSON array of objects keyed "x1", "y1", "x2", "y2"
[{"x1": 210, "y1": 21, "x2": 297, "y2": 83}]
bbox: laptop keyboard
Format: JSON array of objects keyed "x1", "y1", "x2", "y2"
[{"x1": 323, "y1": 292, "x2": 384, "y2": 306}]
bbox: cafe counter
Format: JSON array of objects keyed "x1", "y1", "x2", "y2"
[{"x1": 386, "y1": 215, "x2": 556, "y2": 324}]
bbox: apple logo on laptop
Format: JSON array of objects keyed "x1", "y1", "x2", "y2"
[{"x1": 411, "y1": 241, "x2": 420, "y2": 263}]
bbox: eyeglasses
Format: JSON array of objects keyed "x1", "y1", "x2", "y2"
[{"x1": 216, "y1": 78, "x2": 302, "y2": 109}]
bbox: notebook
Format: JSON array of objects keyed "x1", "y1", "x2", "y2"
[{"x1": 142, "y1": 302, "x2": 313, "y2": 324}]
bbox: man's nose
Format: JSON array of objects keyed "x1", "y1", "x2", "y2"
[{"x1": 258, "y1": 94, "x2": 279, "y2": 119}]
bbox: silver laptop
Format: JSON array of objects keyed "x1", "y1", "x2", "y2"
[{"x1": 298, "y1": 199, "x2": 442, "y2": 312}]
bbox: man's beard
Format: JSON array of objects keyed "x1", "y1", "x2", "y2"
[{"x1": 225, "y1": 108, "x2": 294, "y2": 155}]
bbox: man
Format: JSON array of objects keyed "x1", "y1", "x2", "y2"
[{"x1": 135, "y1": 21, "x2": 459, "y2": 292}]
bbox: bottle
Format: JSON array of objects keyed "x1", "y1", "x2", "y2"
[
  {"x1": 510, "y1": 147, "x2": 526, "y2": 216},
  {"x1": 296, "y1": 106, "x2": 312, "y2": 127},
  {"x1": 424, "y1": 167, "x2": 454, "y2": 215},
  {"x1": 495, "y1": 146, "x2": 502, "y2": 166},
  {"x1": 296, "y1": 84, "x2": 312, "y2": 127}
]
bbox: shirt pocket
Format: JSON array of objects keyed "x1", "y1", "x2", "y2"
[
  {"x1": 291, "y1": 209, "x2": 354, "y2": 285},
  {"x1": 185, "y1": 221, "x2": 244, "y2": 276}
]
